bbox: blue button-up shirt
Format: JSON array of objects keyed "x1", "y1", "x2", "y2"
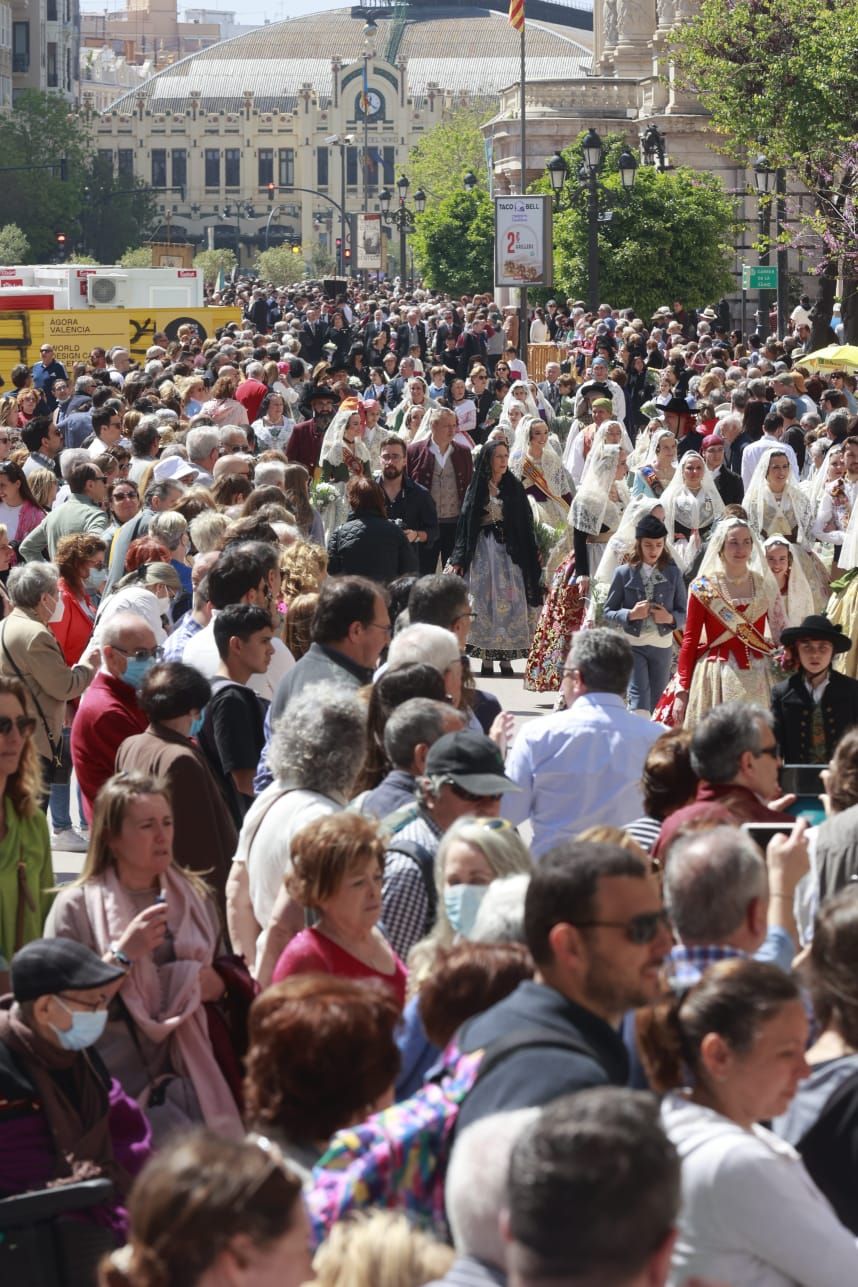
[{"x1": 502, "y1": 692, "x2": 663, "y2": 858}]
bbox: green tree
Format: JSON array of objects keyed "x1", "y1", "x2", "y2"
[
  {"x1": 529, "y1": 133, "x2": 735, "y2": 320},
  {"x1": 306, "y1": 242, "x2": 337, "y2": 277},
  {"x1": 0, "y1": 92, "x2": 155, "y2": 263},
  {"x1": 412, "y1": 189, "x2": 494, "y2": 295},
  {"x1": 670, "y1": 0, "x2": 858, "y2": 340},
  {"x1": 254, "y1": 245, "x2": 306, "y2": 285},
  {"x1": 193, "y1": 248, "x2": 237, "y2": 283},
  {"x1": 118, "y1": 246, "x2": 153, "y2": 268},
  {"x1": 407, "y1": 105, "x2": 489, "y2": 203},
  {"x1": 0, "y1": 224, "x2": 29, "y2": 265}
]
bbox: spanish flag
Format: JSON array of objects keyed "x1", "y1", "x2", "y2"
[{"x1": 509, "y1": 0, "x2": 524, "y2": 32}]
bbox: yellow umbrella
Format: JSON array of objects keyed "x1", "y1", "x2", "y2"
[{"x1": 798, "y1": 344, "x2": 858, "y2": 373}]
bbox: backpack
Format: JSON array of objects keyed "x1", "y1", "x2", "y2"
[
  {"x1": 385, "y1": 838, "x2": 438, "y2": 937},
  {"x1": 306, "y1": 1026, "x2": 593, "y2": 1246}
]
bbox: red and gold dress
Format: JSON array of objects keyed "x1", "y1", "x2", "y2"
[{"x1": 676, "y1": 573, "x2": 782, "y2": 729}]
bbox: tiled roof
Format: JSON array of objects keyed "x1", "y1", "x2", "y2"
[{"x1": 104, "y1": 5, "x2": 592, "y2": 115}]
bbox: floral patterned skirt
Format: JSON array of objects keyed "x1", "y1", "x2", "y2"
[
  {"x1": 465, "y1": 529, "x2": 536, "y2": 660},
  {"x1": 524, "y1": 552, "x2": 586, "y2": 691},
  {"x1": 684, "y1": 654, "x2": 774, "y2": 730}
]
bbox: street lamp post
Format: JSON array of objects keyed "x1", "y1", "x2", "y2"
[
  {"x1": 326, "y1": 133, "x2": 355, "y2": 274},
  {"x1": 546, "y1": 131, "x2": 637, "y2": 314},
  {"x1": 362, "y1": 18, "x2": 377, "y2": 222},
  {"x1": 753, "y1": 155, "x2": 778, "y2": 335},
  {"x1": 379, "y1": 175, "x2": 426, "y2": 286}
]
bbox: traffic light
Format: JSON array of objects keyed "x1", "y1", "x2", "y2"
[
  {"x1": 55, "y1": 232, "x2": 67, "y2": 262},
  {"x1": 344, "y1": 246, "x2": 352, "y2": 263},
  {"x1": 267, "y1": 182, "x2": 275, "y2": 203},
  {"x1": 291, "y1": 244, "x2": 301, "y2": 256}
]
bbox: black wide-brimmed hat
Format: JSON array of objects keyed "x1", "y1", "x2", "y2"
[
  {"x1": 780, "y1": 615, "x2": 851, "y2": 654},
  {"x1": 635, "y1": 515, "x2": 668, "y2": 541}
]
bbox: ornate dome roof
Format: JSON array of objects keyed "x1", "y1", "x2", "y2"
[{"x1": 105, "y1": 2, "x2": 593, "y2": 115}]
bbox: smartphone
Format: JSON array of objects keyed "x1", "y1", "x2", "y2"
[
  {"x1": 741, "y1": 822, "x2": 795, "y2": 854},
  {"x1": 154, "y1": 892, "x2": 167, "y2": 906},
  {"x1": 780, "y1": 764, "x2": 825, "y2": 797}
]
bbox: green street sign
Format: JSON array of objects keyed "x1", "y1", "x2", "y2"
[{"x1": 742, "y1": 264, "x2": 779, "y2": 290}]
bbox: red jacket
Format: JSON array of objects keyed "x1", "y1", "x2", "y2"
[
  {"x1": 50, "y1": 581, "x2": 96, "y2": 667},
  {"x1": 654, "y1": 781, "x2": 795, "y2": 861},
  {"x1": 235, "y1": 378, "x2": 268, "y2": 424},
  {"x1": 71, "y1": 672, "x2": 149, "y2": 822},
  {"x1": 406, "y1": 438, "x2": 473, "y2": 509},
  {"x1": 285, "y1": 419, "x2": 326, "y2": 473}
]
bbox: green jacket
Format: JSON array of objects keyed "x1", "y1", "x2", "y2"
[{"x1": 19, "y1": 494, "x2": 110, "y2": 562}]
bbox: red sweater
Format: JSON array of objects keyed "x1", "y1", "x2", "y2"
[
  {"x1": 71, "y1": 672, "x2": 148, "y2": 822},
  {"x1": 272, "y1": 926, "x2": 407, "y2": 1009}
]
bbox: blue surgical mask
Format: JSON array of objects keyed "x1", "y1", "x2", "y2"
[
  {"x1": 189, "y1": 712, "x2": 205, "y2": 737},
  {"x1": 85, "y1": 566, "x2": 108, "y2": 595},
  {"x1": 121, "y1": 655, "x2": 156, "y2": 691},
  {"x1": 50, "y1": 998, "x2": 108, "y2": 1051},
  {"x1": 444, "y1": 884, "x2": 488, "y2": 938}
]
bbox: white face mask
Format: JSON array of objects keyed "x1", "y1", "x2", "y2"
[{"x1": 46, "y1": 594, "x2": 64, "y2": 623}]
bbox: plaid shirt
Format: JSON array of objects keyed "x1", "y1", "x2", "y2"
[
  {"x1": 381, "y1": 805, "x2": 442, "y2": 961},
  {"x1": 667, "y1": 943, "x2": 745, "y2": 990},
  {"x1": 162, "y1": 611, "x2": 203, "y2": 661}
]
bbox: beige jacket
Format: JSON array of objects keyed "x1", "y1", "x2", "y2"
[{"x1": 0, "y1": 608, "x2": 95, "y2": 760}]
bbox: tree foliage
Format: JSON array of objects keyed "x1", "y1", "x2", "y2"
[
  {"x1": 0, "y1": 93, "x2": 154, "y2": 262},
  {"x1": 412, "y1": 189, "x2": 494, "y2": 295},
  {"x1": 254, "y1": 246, "x2": 306, "y2": 285},
  {"x1": 407, "y1": 105, "x2": 489, "y2": 203},
  {"x1": 670, "y1": 0, "x2": 858, "y2": 339},
  {"x1": 193, "y1": 248, "x2": 237, "y2": 283},
  {"x1": 118, "y1": 246, "x2": 153, "y2": 268},
  {"x1": 529, "y1": 133, "x2": 735, "y2": 319},
  {"x1": 0, "y1": 224, "x2": 29, "y2": 265}
]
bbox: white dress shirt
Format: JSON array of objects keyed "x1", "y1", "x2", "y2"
[
  {"x1": 502, "y1": 692, "x2": 662, "y2": 858},
  {"x1": 183, "y1": 615, "x2": 294, "y2": 703}
]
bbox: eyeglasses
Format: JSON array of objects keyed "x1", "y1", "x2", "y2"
[
  {"x1": 448, "y1": 781, "x2": 503, "y2": 804},
  {"x1": 111, "y1": 645, "x2": 163, "y2": 662},
  {"x1": 0, "y1": 715, "x2": 36, "y2": 737},
  {"x1": 367, "y1": 620, "x2": 393, "y2": 636},
  {"x1": 112, "y1": 490, "x2": 137, "y2": 501},
  {"x1": 752, "y1": 742, "x2": 781, "y2": 760},
  {"x1": 454, "y1": 610, "x2": 478, "y2": 622},
  {"x1": 570, "y1": 908, "x2": 672, "y2": 945}
]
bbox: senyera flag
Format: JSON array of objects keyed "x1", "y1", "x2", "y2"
[{"x1": 508, "y1": 0, "x2": 524, "y2": 31}]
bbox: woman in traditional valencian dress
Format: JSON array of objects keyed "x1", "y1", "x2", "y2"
[
  {"x1": 509, "y1": 416, "x2": 574, "y2": 580},
  {"x1": 828, "y1": 499, "x2": 858, "y2": 679},
  {"x1": 743, "y1": 445, "x2": 830, "y2": 611},
  {"x1": 764, "y1": 535, "x2": 815, "y2": 629},
  {"x1": 449, "y1": 440, "x2": 543, "y2": 677},
  {"x1": 660, "y1": 450, "x2": 724, "y2": 576},
  {"x1": 673, "y1": 517, "x2": 785, "y2": 730},
  {"x1": 523, "y1": 442, "x2": 628, "y2": 693},
  {"x1": 631, "y1": 427, "x2": 678, "y2": 500},
  {"x1": 318, "y1": 398, "x2": 372, "y2": 534}
]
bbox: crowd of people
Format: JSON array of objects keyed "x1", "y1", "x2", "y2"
[{"x1": 1, "y1": 279, "x2": 858, "y2": 1287}]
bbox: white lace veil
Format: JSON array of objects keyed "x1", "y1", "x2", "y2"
[
  {"x1": 571, "y1": 443, "x2": 624, "y2": 536},
  {"x1": 763, "y1": 535, "x2": 815, "y2": 625},
  {"x1": 578, "y1": 420, "x2": 634, "y2": 482},
  {"x1": 743, "y1": 445, "x2": 814, "y2": 544},
  {"x1": 697, "y1": 515, "x2": 778, "y2": 590},
  {"x1": 319, "y1": 404, "x2": 370, "y2": 467},
  {"x1": 806, "y1": 442, "x2": 844, "y2": 509},
  {"x1": 661, "y1": 450, "x2": 724, "y2": 535},
  {"x1": 839, "y1": 494, "x2": 858, "y2": 569},
  {"x1": 503, "y1": 382, "x2": 540, "y2": 421}
]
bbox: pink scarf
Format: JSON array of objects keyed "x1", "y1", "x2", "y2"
[{"x1": 83, "y1": 863, "x2": 241, "y2": 1136}]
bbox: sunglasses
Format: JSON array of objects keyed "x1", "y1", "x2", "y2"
[
  {"x1": 0, "y1": 715, "x2": 36, "y2": 737},
  {"x1": 571, "y1": 908, "x2": 672, "y2": 946},
  {"x1": 448, "y1": 781, "x2": 503, "y2": 804}
]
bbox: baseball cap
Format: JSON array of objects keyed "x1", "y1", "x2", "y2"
[
  {"x1": 425, "y1": 731, "x2": 520, "y2": 796},
  {"x1": 11, "y1": 938, "x2": 124, "y2": 1003},
  {"x1": 153, "y1": 456, "x2": 199, "y2": 484}
]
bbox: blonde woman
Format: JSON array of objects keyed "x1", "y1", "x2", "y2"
[
  {"x1": 44, "y1": 771, "x2": 242, "y2": 1142},
  {"x1": 407, "y1": 815, "x2": 533, "y2": 989}
]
